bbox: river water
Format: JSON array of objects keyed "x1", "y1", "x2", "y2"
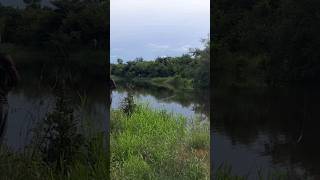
[
  {"x1": 111, "y1": 88, "x2": 209, "y2": 122},
  {"x1": 8, "y1": 78, "x2": 320, "y2": 179},
  {"x1": 213, "y1": 87, "x2": 320, "y2": 179}
]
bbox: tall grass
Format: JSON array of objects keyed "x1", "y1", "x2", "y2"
[{"x1": 110, "y1": 104, "x2": 210, "y2": 180}]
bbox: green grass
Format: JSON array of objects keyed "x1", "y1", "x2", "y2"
[
  {"x1": 110, "y1": 104, "x2": 210, "y2": 180},
  {"x1": 0, "y1": 134, "x2": 109, "y2": 180}
]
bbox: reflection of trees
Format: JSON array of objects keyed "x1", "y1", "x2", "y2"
[
  {"x1": 16, "y1": 57, "x2": 107, "y2": 106},
  {"x1": 115, "y1": 83, "x2": 210, "y2": 117},
  {"x1": 214, "y1": 87, "x2": 320, "y2": 177}
]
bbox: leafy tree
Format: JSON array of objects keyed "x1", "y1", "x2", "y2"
[
  {"x1": 111, "y1": 38, "x2": 210, "y2": 89},
  {"x1": 117, "y1": 58, "x2": 123, "y2": 64}
]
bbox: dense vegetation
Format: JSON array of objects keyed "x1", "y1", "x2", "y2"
[
  {"x1": 213, "y1": 0, "x2": 320, "y2": 87},
  {"x1": 111, "y1": 39, "x2": 210, "y2": 90},
  {"x1": 110, "y1": 102, "x2": 209, "y2": 179},
  {"x1": 0, "y1": 0, "x2": 108, "y2": 53}
]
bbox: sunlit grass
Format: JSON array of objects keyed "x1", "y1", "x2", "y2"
[{"x1": 110, "y1": 104, "x2": 210, "y2": 180}]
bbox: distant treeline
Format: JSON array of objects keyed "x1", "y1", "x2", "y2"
[
  {"x1": 213, "y1": 0, "x2": 320, "y2": 87},
  {"x1": 111, "y1": 39, "x2": 210, "y2": 89},
  {"x1": 0, "y1": 0, "x2": 108, "y2": 51}
]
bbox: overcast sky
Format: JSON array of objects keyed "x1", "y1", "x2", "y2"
[
  {"x1": 111, "y1": 0, "x2": 210, "y2": 62},
  {"x1": 1, "y1": 0, "x2": 210, "y2": 63}
]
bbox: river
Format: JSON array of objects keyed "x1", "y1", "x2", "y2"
[
  {"x1": 6, "y1": 66, "x2": 320, "y2": 179},
  {"x1": 6, "y1": 72, "x2": 320, "y2": 179},
  {"x1": 213, "y1": 87, "x2": 320, "y2": 179},
  {"x1": 111, "y1": 87, "x2": 209, "y2": 122}
]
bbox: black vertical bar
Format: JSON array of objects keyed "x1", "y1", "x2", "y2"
[{"x1": 106, "y1": 0, "x2": 111, "y2": 179}]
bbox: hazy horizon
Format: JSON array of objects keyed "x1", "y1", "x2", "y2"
[{"x1": 111, "y1": 0, "x2": 210, "y2": 63}]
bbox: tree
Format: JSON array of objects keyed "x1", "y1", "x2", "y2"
[
  {"x1": 117, "y1": 58, "x2": 123, "y2": 64},
  {"x1": 23, "y1": 0, "x2": 42, "y2": 8}
]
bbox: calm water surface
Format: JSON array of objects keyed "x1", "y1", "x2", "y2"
[
  {"x1": 5, "y1": 72, "x2": 108, "y2": 151},
  {"x1": 111, "y1": 90, "x2": 208, "y2": 122},
  {"x1": 213, "y1": 87, "x2": 320, "y2": 179},
  {"x1": 6, "y1": 61, "x2": 320, "y2": 179}
]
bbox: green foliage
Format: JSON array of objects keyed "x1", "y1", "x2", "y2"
[
  {"x1": 213, "y1": 0, "x2": 320, "y2": 87},
  {"x1": 111, "y1": 39, "x2": 210, "y2": 90},
  {"x1": 121, "y1": 156, "x2": 152, "y2": 179},
  {"x1": 187, "y1": 120, "x2": 210, "y2": 150},
  {"x1": 35, "y1": 86, "x2": 84, "y2": 173},
  {"x1": 111, "y1": 104, "x2": 210, "y2": 179},
  {"x1": 120, "y1": 88, "x2": 136, "y2": 116},
  {"x1": 0, "y1": 0, "x2": 108, "y2": 51}
]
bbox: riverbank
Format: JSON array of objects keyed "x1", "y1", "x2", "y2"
[
  {"x1": 110, "y1": 104, "x2": 210, "y2": 179},
  {"x1": 111, "y1": 75, "x2": 194, "y2": 92}
]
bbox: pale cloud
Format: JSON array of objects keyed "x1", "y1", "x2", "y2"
[
  {"x1": 147, "y1": 43, "x2": 170, "y2": 50},
  {"x1": 110, "y1": 0, "x2": 210, "y2": 62},
  {"x1": 111, "y1": 48, "x2": 123, "y2": 52},
  {"x1": 173, "y1": 44, "x2": 193, "y2": 52}
]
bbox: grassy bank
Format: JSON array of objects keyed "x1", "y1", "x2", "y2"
[{"x1": 110, "y1": 104, "x2": 210, "y2": 180}]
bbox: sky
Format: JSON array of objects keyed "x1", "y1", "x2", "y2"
[
  {"x1": 1, "y1": 0, "x2": 210, "y2": 63},
  {"x1": 111, "y1": 0, "x2": 210, "y2": 63}
]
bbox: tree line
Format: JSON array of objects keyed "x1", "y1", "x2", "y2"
[
  {"x1": 0, "y1": 0, "x2": 108, "y2": 51},
  {"x1": 111, "y1": 39, "x2": 210, "y2": 89},
  {"x1": 213, "y1": 0, "x2": 320, "y2": 87}
]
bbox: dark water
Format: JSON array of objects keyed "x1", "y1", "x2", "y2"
[
  {"x1": 213, "y1": 87, "x2": 320, "y2": 179},
  {"x1": 4, "y1": 61, "x2": 108, "y2": 151},
  {"x1": 6, "y1": 76, "x2": 208, "y2": 150},
  {"x1": 6, "y1": 85, "x2": 107, "y2": 151}
]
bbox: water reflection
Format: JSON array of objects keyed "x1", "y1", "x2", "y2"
[
  {"x1": 213, "y1": 87, "x2": 320, "y2": 179},
  {"x1": 4, "y1": 59, "x2": 108, "y2": 151},
  {"x1": 111, "y1": 86, "x2": 209, "y2": 122}
]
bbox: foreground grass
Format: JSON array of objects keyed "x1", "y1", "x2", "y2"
[
  {"x1": 0, "y1": 134, "x2": 109, "y2": 180},
  {"x1": 110, "y1": 104, "x2": 210, "y2": 180}
]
